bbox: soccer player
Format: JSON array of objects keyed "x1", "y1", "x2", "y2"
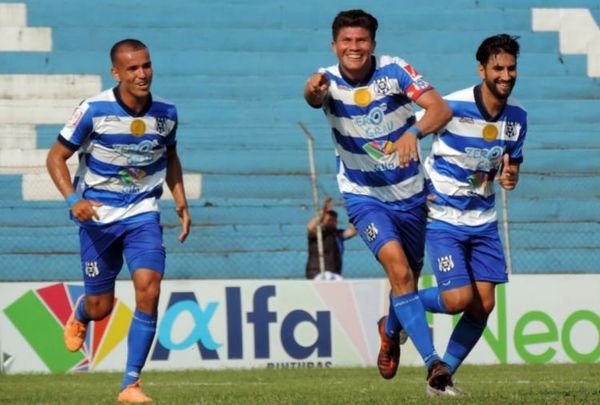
[
  {"x1": 303, "y1": 9, "x2": 454, "y2": 392},
  {"x1": 46, "y1": 38, "x2": 191, "y2": 403},
  {"x1": 417, "y1": 34, "x2": 527, "y2": 395}
]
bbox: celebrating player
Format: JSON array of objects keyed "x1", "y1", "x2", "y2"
[
  {"x1": 303, "y1": 9, "x2": 454, "y2": 393},
  {"x1": 416, "y1": 34, "x2": 527, "y2": 395},
  {"x1": 46, "y1": 38, "x2": 191, "y2": 403}
]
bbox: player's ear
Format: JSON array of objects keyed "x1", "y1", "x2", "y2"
[
  {"x1": 111, "y1": 66, "x2": 120, "y2": 82},
  {"x1": 477, "y1": 63, "x2": 485, "y2": 80}
]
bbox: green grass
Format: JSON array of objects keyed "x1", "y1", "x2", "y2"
[{"x1": 1, "y1": 364, "x2": 599, "y2": 404}]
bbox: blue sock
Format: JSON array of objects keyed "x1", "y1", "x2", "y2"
[
  {"x1": 443, "y1": 313, "x2": 487, "y2": 374},
  {"x1": 74, "y1": 295, "x2": 91, "y2": 323},
  {"x1": 418, "y1": 287, "x2": 449, "y2": 314},
  {"x1": 120, "y1": 309, "x2": 157, "y2": 391},
  {"x1": 391, "y1": 292, "x2": 440, "y2": 369},
  {"x1": 385, "y1": 291, "x2": 401, "y2": 337}
]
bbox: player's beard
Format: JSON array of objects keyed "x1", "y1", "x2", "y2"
[{"x1": 484, "y1": 76, "x2": 515, "y2": 102}]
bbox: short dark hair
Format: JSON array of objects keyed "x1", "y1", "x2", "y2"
[
  {"x1": 110, "y1": 39, "x2": 147, "y2": 64},
  {"x1": 325, "y1": 210, "x2": 338, "y2": 218},
  {"x1": 332, "y1": 9, "x2": 378, "y2": 41},
  {"x1": 476, "y1": 34, "x2": 520, "y2": 65}
]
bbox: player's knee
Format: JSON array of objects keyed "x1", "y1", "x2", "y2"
[
  {"x1": 86, "y1": 298, "x2": 114, "y2": 320},
  {"x1": 442, "y1": 288, "x2": 474, "y2": 314}
]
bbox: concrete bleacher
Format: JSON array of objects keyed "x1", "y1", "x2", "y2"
[{"x1": 0, "y1": 0, "x2": 599, "y2": 280}]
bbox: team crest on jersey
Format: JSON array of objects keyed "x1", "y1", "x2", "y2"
[
  {"x1": 374, "y1": 77, "x2": 392, "y2": 95},
  {"x1": 437, "y1": 255, "x2": 454, "y2": 273},
  {"x1": 155, "y1": 117, "x2": 167, "y2": 133},
  {"x1": 364, "y1": 223, "x2": 379, "y2": 242},
  {"x1": 130, "y1": 119, "x2": 146, "y2": 137},
  {"x1": 504, "y1": 121, "x2": 519, "y2": 138}
]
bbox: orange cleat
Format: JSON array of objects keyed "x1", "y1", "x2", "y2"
[
  {"x1": 118, "y1": 379, "x2": 153, "y2": 403},
  {"x1": 63, "y1": 297, "x2": 87, "y2": 352},
  {"x1": 376, "y1": 316, "x2": 400, "y2": 379}
]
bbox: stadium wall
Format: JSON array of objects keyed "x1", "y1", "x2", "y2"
[{"x1": 0, "y1": 2, "x2": 599, "y2": 277}]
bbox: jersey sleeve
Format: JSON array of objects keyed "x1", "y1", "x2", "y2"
[
  {"x1": 508, "y1": 118, "x2": 527, "y2": 164},
  {"x1": 164, "y1": 105, "x2": 178, "y2": 148},
  {"x1": 58, "y1": 100, "x2": 94, "y2": 150},
  {"x1": 391, "y1": 58, "x2": 434, "y2": 102}
]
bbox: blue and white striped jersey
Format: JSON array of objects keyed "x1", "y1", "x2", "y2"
[
  {"x1": 320, "y1": 55, "x2": 433, "y2": 210},
  {"x1": 423, "y1": 85, "x2": 527, "y2": 232},
  {"x1": 58, "y1": 87, "x2": 178, "y2": 226}
]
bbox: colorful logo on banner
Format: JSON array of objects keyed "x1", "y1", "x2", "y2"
[{"x1": 3, "y1": 283, "x2": 132, "y2": 373}]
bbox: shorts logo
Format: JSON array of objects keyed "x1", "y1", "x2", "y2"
[
  {"x1": 85, "y1": 261, "x2": 99, "y2": 278},
  {"x1": 437, "y1": 255, "x2": 454, "y2": 273},
  {"x1": 364, "y1": 223, "x2": 379, "y2": 242}
]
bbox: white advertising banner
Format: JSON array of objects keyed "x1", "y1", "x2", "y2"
[{"x1": 0, "y1": 275, "x2": 598, "y2": 374}]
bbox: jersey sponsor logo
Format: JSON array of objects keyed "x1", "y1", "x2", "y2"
[
  {"x1": 352, "y1": 106, "x2": 394, "y2": 139},
  {"x1": 459, "y1": 117, "x2": 475, "y2": 124},
  {"x1": 103, "y1": 115, "x2": 121, "y2": 122},
  {"x1": 437, "y1": 255, "x2": 454, "y2": 273},
  {"x1": 465, "y1": 145, "x2": 504, "y2": 172},
  {"x1": 362, "y1": 140, "x2": 394, "y2": 160},
  {"x1": 113, "y1": 139, "x2": 159, "y2": 164},
  {"x1": 353, "y1": 87, "x2": 372, "y2": 107},
  {"x1": 130, "y1": 119, "x2": 146, "y2": 137},
  {"x1": 482, "y1": 124, "x2": 499, "y2": 142}
]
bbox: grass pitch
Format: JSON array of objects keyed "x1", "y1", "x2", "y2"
[{"x1": 1, "y1": 363, "x2": 598, "y2": 404}]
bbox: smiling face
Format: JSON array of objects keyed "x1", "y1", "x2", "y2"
[
  {"x1": 111, "y1": 46, "x2": 153, "y2": 111},
  {"x1": 331, "y1": 26, "x2": 376, "y2": 83},
  {"x1": 479, "y1": 51, "x2": 517, "y2": 102}
]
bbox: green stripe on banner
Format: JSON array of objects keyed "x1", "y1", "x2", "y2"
[{"x1": 4, "y1": 290, "x2": 85, "y2": 372}]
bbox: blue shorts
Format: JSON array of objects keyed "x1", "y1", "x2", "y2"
[
  {"x1": 346, "y1": 197, "x2": 426, "y2": 272},
  {"x1": 426, "y1": 226, "x2": 508, "y2": 292},
  {"x1": 79, "y1": 220, "x2": 165, "y2": 295}
]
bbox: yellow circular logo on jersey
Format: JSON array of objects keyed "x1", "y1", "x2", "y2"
[
  {"x1": 353, "y1": 87, "x2": 372, "y2": 107},
  {"x1": 482, "y1": 124, "x2": 498, "y2": 142},
  {"x1": 130, "y1": 119, "x2": 146, "y2": 137}
]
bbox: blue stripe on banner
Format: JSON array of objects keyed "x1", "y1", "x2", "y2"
[
  {"x1": 429, "y1": 189, "x2": 495, "y2": 211},
  {"x1": 343, "y1": 161, "x2": 420, "y2": 187},
  {"x1": 86, "y1": 154, "x2": 167, "y2": 177},
  {"x1": 83, "y1": 185, "x2": 163, "y2": 207}
]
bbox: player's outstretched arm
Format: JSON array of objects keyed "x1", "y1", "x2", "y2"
[
  {"x1": 166, "y1": 147, "x2": 191, "y2": 242},
  {"x1": 46, "y1": 142, "x2": 101, "y2": 221},
  {"x1": 304, "y1": 72, "x2": 330, "y2": 108}
]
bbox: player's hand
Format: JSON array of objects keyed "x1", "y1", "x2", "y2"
[
  {"x1": 70, "y1": 199, "x2": 103, "y2": 222},
  {"x1": 176, "y1": 204, "x2": 191, "y2": 243},
  {"x1": 497, "y1": 154, "x2": 519, "y2": 190},
  {"x1": 389, "y1": 131, "x2": 419, "y2": 168},
  {"x1": 305, "y1": 72, "x2": 330, "y2": 104}
]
